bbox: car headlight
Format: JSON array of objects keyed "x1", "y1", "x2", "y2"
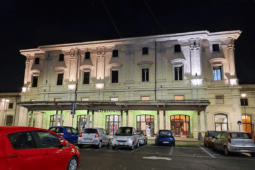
[{"x1": 127, "y1": 138, "x2": 132, "y2": 143}]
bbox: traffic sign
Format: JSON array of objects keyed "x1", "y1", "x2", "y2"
[
  {"x1": 71, "y1": 103, "x2": 76, "y2": 115},
  {"x1": 237, "y1": 121, "x2": 242, "y2": 125}
]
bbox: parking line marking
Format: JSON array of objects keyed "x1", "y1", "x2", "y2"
[
  {"x1": 130, "y1": 145, "x2": 147, "y2": 153},
  {"x1": 169, "y1": 147, "x2": 174, "y2": 155},
  {"x1": 199, "y1": 146, "x2": 216, "y2": 158}
]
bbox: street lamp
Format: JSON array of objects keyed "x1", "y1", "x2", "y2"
[{"x1": 241, "y1": 93, "x2": 247, "y2": 132}]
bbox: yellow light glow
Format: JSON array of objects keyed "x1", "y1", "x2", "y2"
[
  {"x1": 68, "y1": 84, "x2": 76, "y2": 91},
  {"x1": 241, "y1": 93, "x2": 247, "y2": 97},
  {"x1": 22, "y1": 87, "x2": 27, "y2": 93},
  {"x1": 230, "y1": 79, "x2": 237, "y2": 86},
  {"x1": 191, "y1": 79, "x2": 203, "y2": 86},
  {"x1": 5, "y1": 99, "x2": 9, "y2": 102},
  {"x1": 96, "y1": 83, "x2": 104, "y2": 89}
]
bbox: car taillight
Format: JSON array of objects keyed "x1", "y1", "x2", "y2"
[
  {"x1": 228, "y1": 133, "x2": 231, "y2": 143},
  {"x1": 95, "y1": 133, "x2": 99, "y2": 138},
  {"x1": 79, "y1": 133, "x2": 82, "y2": 137}
]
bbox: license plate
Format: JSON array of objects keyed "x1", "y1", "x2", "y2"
[
  {"x1": 163, "y1": 141, "x2": 169, "y2": 143},
  {"x1": 84, "y1": 138, "x2": 92, "y2": 142},
  {"x1": 118, "y1": 143, "x2": 124, "y2": 145},
  {"x1": 239, "y1": 150, "x2": 250, "y2": 152}
]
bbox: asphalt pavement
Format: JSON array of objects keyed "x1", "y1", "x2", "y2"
[{"x1": 77, "y1": 142, "x2": 255, "y2": 170}]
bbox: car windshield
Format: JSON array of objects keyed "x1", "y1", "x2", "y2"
[
  {"x1": 230, "y1": 133, "x2": 252, "y2": 139},
  {"x1": 82, "y1": 129, "x2": 98, "y2": 133},
  {"x1": 116, "y1": 127, "x2": 133, "y2": 136},
  {"x1": 159, "y1": 130, "x2": 172, "y2": 136},
  {"x1": 209, "y1": 132, "x2": 220, "y2": 137},
  {"x1": 137, "y1": 130, "x2": 143, "y2": 135}
]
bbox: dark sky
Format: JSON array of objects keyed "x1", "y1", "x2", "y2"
[{"x1": 0, "y1": 0, "x2": 254, "y2": 92}]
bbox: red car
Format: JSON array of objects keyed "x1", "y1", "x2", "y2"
[{"x1": 0, "y1": 126, "x2": 80, "y2": 170}]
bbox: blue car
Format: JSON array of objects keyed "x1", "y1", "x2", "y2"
[
  {"x1": 49, "y1": 126, "x2": 79, "y2": 143},
  {"x1": 155, "y1": 130, "x2": 175, "y2": 146}
]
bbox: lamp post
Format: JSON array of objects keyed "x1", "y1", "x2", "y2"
[{"x1": 241, "y1": 93, "x2": 247, "y2": 132}]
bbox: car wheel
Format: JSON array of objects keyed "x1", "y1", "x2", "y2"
[
  {"x1": 172, "y1": 143, "x2": 175, "y2": 147},
  {"x1": 78, "y1": 144, "x2": 83, "y2": 148},
  {"x1": 224, "y1": 146, "x2": 230, "y2": 156},
  {"x1": 66, "y1": 156, "x2": 78, "y2": 170},
  {"x1": 131, "y1": 142, "x2": 134, "y2": 150},
  {"x1": 97, "y1": 141, "x2": 102, "y2": 149},
  {"x1": 145, "y1": 140, "x2": 147, "y2": 145},
  {"x1": 212, "y1": 143, "x2": 216, "y2": 151},
  {"x1": 136, "y1": 141, "x2": 140, "y2": 148},
  {"x1": 112, "y1": 146, "x2": 115, "y2": 150},
  {"x1": 204, "y1": 142, "x2": 207, "y2": 147},
  {"x1": 107, "y1": 139, "x2": 110, "y2": 146}
]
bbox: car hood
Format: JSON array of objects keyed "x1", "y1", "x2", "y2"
[{"x1": 114, "y1": 136, "x2": 132, "y2": 140}]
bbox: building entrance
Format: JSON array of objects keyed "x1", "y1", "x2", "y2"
[{"x1": 170, "y1": 115, "x2": 190, "y2": 137}]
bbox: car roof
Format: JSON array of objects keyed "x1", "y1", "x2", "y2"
[
  {"x1": 223, "y1": 131, "x2": 250, "y2": 133},
  {"x1": 0, "y1": 126, "x2": 49, "y2": 133},
  {"x1": 49, "y1": 126, "x2": 74, "y2": 128}
]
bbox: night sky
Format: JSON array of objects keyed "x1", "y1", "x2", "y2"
[{"x1": 0, "y1": 0, "x2": 254, "y2": 92}]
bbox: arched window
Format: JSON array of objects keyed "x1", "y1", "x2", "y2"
[{"x1": 215, "y1": 114, "x2": 228, "y2": 131}]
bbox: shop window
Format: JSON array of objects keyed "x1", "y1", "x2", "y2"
[
  {"x1": 174, "y1": 44, "x2": 181, "y2": 53},
  {"x1": 83, "y1": 72, "x2": 90, "y2": 84},
  {"x1": 49, "y1": 115, "x2": 55, "y2": 127},
  {"x1": 213, "y1": 44, "x2": 220, "y2": 52},
  {"x1": 213, "y1": 66, "x2": 222, "y2": 81},
  {"x1": 112, "y1": 70, "x2": 118, "y2": 83},
  {"x1": 142, "y1": 47, "x2": 149, "y2": 55},
  {"x1": 241, "y1": 99, "x2": 248, "y2": 106},
  {"x1": 142, "y1": 68, "x2": 149, "y2": 82},
  {"x1": 35, "y1": 58, "x2": 40, "y2": 65},
  {"x1": 136, "y1": 115, "x2": 154, "y2": 137},
  {"x1": 105, "y1": 115, "x2": 121, "y2": 135},
  {"x1": 9, "y1": 103, "x2": 14, "y2": 109},
  {"x1": 32, "y1": 76, "x2": 38, "y2": 87},
  {"x1": 112, "y1": 50, "x2": 118, "y2": 57},
  {"x1": 215, "y1": 114, "x2": 228, "y2": 131},
  {"x1": 77, "y1": 115, "x2": 92, "y2": 132},
  {"x1": 174, "y1": 96, "x2": 184, "y2": 101},
  {"x1": 242, "y1": 115, "x2": 253, "y2": 134},
  {"x1": 54, "y1": 98, "x2": 62, "y2": 101},
  {"x1": 85, "y1": 52, "x2": 90, "y2": 59},
  {"x1": 6, "y1": 115, "x2": 13, "y2": 126},
  {"x1": 28, "y1": 114, "x2": 35, "y2": 127},
  {"x1": 170, "y1": 115, "x2": 190, "y2": 137},
  {"x1": 141, "y1": 97, "x2": 150, "y2": 101},
  {"x1": 81, "y1": 98, "x2": 89, "y2": 101},
  {"x1": 57, "y1": 73, "x2": 63, "y2": 85},
  {"x1": 215, "y1": 95, "x2": 224, "y2": 104},
  {"x1": 59, "y1": 54, "x2": 64, "y2": 61},
  {"x1": 110, "y1": 98, "x2": 118, "y2": 101},
  {"x1": 174, "y1": 66, "x2": 183, "y2": 81}
]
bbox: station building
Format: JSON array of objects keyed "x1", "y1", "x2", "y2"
[{"x1": 1, "y1": 30, "x2": 249, "y2": 139}]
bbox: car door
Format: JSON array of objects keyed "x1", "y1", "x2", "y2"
[
  {"x1": 34, "y1": 130, "x2": 72, "y2": 170},
  {"x1": 65, "y1": 127, "x2": 75, "y2": 142},
  {"x1": 133, "y1": 128, "x2": 138, "y2": 145},
  {"x1": 214, "y1": 132, "x2": 222, "y2": 149},
  {"x1": 4, "y1": 131, "x2": 44, "y2": 170},
  {"x1": 71, "y1": 128, "x2": 79, "y2": 143},
  {"x1": 218, "y1": 132, "x2": 226, "y2": 150}
]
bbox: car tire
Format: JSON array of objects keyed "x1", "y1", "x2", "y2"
[
  {"x1": 145, "y1": 140, "x2": 147, "y2": 145},
  {"x1": 172, "y1": 143, "x2": 175, "y2": 147},
  {"x1": 131, "y1": 142, "x2": 134, "y2": 150},
  {"x1": 112, "y1": 146, "x2": 115, "y2": 150},
  {"x1": 66, "y1": 156, "x2": 78, "y2": 170},
  {"x1": 107, "y1": 140, "x2": 110, "y2": 146},
  {"x1": 155, "y1": 140, "x2": 158, "y2": 146},
  {"x1": 78, "y1": 144, "x2": 83, "y2": 148},
  {"x1": 224, "y1": 146, "x2": 230, "y2": 156},
  {"x1": 212, "y1": 143, "x2": 216, "y2": 151},
  {"x1": 97, "y1": 141, "x2": 102, "y2": 149}
]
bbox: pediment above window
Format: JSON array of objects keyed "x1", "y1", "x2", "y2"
[
  {"x1": 79, "y1": 65, "x2": 94, "y2": 71},
  {"x1": 81, "y1": 59, "x2": 93, "y2": 67},
  {"x1": 170, "y1": 58, "x2": 186, "y2": 67},
  {"x1": 108, "y1": 63, "x2": 123, "y2": 69},
  {"x1": 209, "y1": 58, "x2": 226, "y2": 65},
  {"x1": 30, "y1": 69, "x2": 40, "y2": 76},
  {"x1": 137, "y1": 61, "x2": 153, "y2": 68},
  {"x1": 54, "y1": 66, "x2": 66, "y2": 73}
]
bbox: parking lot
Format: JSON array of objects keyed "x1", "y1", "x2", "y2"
[{"x1": 77, "y1": 142, "x2": 255, "y2": 170}]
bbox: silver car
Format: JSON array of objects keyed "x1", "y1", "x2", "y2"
[
  {"x1": 78, "y1": 128, "x2": 110, "y2": 149},
  {"x1": 112, "y1": 127, "x2": 139, "y2": 150},
  {"x1": 211, "y1": 131, "x2": 255, "y2": 156},
  {"x1": 137, "y1": 130, "x2": 148, "y2": 145}
]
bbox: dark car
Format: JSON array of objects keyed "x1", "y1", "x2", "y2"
[
  {"x1": 49, "y1": 126, "x2": 79, "y2": 143},
  {"x1": 204, "y1": 131, "x2": 220, "y2": 147},
  {"x1": 155, "y1": 130, "x2": 175, "y2": 146}
]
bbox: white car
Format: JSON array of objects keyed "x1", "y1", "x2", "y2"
[
  {"x1": 112, "y1": 127, "x2": 139, "y2": 150},
  {"x1": 137, "y1": 130, "x2": 148, "y2": 145},
  {"x1": 78, "y1": 128, "x2": 110, "y2": 149}
]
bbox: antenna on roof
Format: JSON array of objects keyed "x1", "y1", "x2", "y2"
[
  {"x1": 101, "y1": 0, "x2": 122, "y2": 38},
  {"x1": 143, "y1": 0, "x2": 166, "y2": 34}
]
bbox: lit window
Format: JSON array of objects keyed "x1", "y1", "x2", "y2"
[
  {"x1": 141, "y1": 97, "x2": 150, "y2": 101},
  {"x1": 57, "y1": 73, "x2": 63, "y2": 85},
  {"x1": 81, "y1": 98, "x2": 89, "y2": 101},
  {"x1": 174, "y1": 96, "x2": 184, "y2": 101},
  {"x1": 213, "y1": 44, "x2": 220, "y2": 52},
  {"x1": 242, "y1": 115, "x2": 252, "y2": 133},
  {"x1": 142, "y1": 47, "x2": 149, "y2": 55},
  {"x1": 174, "y1": 44, "x2": 181, "y2": 53},
  {"x1": 59, "y1": 54, "x2": 64, "y2": 61},
  {"x1": 30, "y1": 99, "x2": 36, "y2": 102},
  {"x1": 112, "y1": 50, "x2": 118, "y2": 57},
  {"x1": 111, "y1": 98, "x2": 118, "y2": 101},
  {"x1": 83, "y1": 72, "x2": 90, "y2": 84},
  {"x1": 112, "y1": 70, "x2": 118, "y2": 83},
  {"x1": 32, "y1": 76, "x2": 38, "y2": 87},
  {"x1": 35, "y1": 58, "x2": 40, "y2": 64},
  {"x1": 85, "y1": 52, "x2": 90, "y2": 59},
  {"x1": 213, "y1": 66, "x2": 222, "y2": 81},
  {"x1": 55, "y1": 98, "x2": 62, "y2": 101},
  {"x1": 215, "y1": 95, "x2": 224, "y2": 104},
  {"x1": 215, "y1": 114, "x2": 228, "y2": 131},
  {"x1": 142, "y1": 69, "x2": 149, "y2": 82},
  {"x1": 174, "y1": 66, "x2": 183, "y2": 81}
]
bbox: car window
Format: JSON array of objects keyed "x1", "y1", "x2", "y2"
[
  {"x1": 55, "y1": 128, "x2": 63, "y2": 133},
  {"x1": 220, "y1": 133, "x2": 226, "y2": 139},
  {"x1": 103, "y1": 129, "x2": 106, "y2": 134},
  {"x1": 216, "y1": 132, "x2": 222, "y2": 138},
  {"x1": 66, "y1": 128, "x2": 72, "y2": 133},
  {"x1": 209, "y1": 132, "x2": 219, "y2": 137},
  {"x1": 137, "y1": 131, "x2": 143, "y2": 135},
  {"x1": 116, "y1": 127, "x2": 133, "y2": 136},
  {"x1": 7, "y1": 131, "x2": 36, "y2": 150},
  {"x1": 159, "y1": 130, "x2": 172, "y2": 136},
  {"x1": 231, "y1": 133, "x2": 252, "y2": 139},
  {"x1": 72, "y1": 128, "x2": 78, "y2": 134},
  {"x1": 36, "y1": 131, "x2": 61, "y2": 148},
  {"x1": 82, "y1": 129, "x2": 98, "y2": 133},
  {"x1": 49, "y1": 127, "x2": 56, "y2": 132}
]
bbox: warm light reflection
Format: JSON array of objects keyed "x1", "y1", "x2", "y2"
[
  {"x1": 191, "y1": 79, "x2": 203, "y2": 86},
  {"x1": 22, "y1": 87, "x2": 27, "y2": 93},
  {"x1": 230, "y1": 79, "x2": 237, "y2": 86},
  {"x1": 241, "y1": 93, "x2": 247, "y2": 97},
  {"x1": 96, "y1": 83, "x2": 104, "y2": 89},
  {"x1": 68, "y1": 84, "x2": 76, "y2": 91}
]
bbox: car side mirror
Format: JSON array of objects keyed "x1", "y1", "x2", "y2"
[{"x1": 60, "y1": 140, "x2": 68, "y2": 147}]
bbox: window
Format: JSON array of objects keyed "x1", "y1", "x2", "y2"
[
  {"x1": 50, "y1": 115, "x2": 55, "y2": 127},
  {"x1": 174, "y1": 44, "x2": 181, "y2": 53},
  {"x1": 6, "y1": 115, "x2": 13, "y2": 126},
  {"x1": 215, "y1": 114, "x2": 228, "y2": 131},
  {"x1": 136, "y1": 115, "x2": 154, "y2": 137},
  {"x1": 36, "y1": 131, "x2": 61, "y2": 148},
  {"x1": 216, "y1": 95, "x2": 224, "y2": 104},
  {"x1": 72, "y1": 128, "x2": 78, "y2": 134},
  {"x1": 142, "y1": 47, "x2": 149, "y2": 55},
  {"x1": 174, "y1": 96, "x2": 184, "y2": 101},
  {"x1": 76, "y1": 115, "x2": 92, "y2": 132},
  {"x1": 242, "y1": 115, "x2": 253, "y2": 133},
  {"x1": 35, "y1": 58, "x2": 40, "y2": 64},
  {"x1": 213, "y1": 44, "x2": 220, "y2": 52},
  {"x1": 112, "y1": 70, "x2": 118, "y2": 83},
  {"x1": 141, "y1": 97, "x2": 150, "y2": 101},
  {"x1": 59, "y1": 54, "x2": 64, "y2": 61},
  {"x1": 32, "y1": 76, "x2": 38, "y2": 87},
  {"x1": 85, "y1": 52, "x2": 90, "y2": 59},
  {"x1": 57, "y1": 73, "x2": 63, "y2": 85},
  {"x1": 111, "y1": 97, "x2": 119, "y2": 101},
  {"x1": 171, "y1": 115, "x2": 190, "y2": 137},
  {"x1": 112, "y1": 50, "x2": 118, "y2": 57},
  {"x1": 241, "y1": 98, "x2": 248, "y2": 106},
  {"x1": 174, "y1": 66, "x2": 183, "y2": 80},
  {"x1": 83, "y1": 72, "x2": 90, "y2": 84},
  {"x1": 105, "y1": 115, "x2": 121, "y2": 135},
  {"x1": 142, "y1": 68, "x2": 149, "y2": 82},
  {"x1": 54, "y1": 98, "x2": 62, "y2": 101},
  {"x1": 66, "y1": 127, "x2": 72, "y2": 133},
  {"x1": 213, "y1": 66, "x2": 222, "y2": 81},
  {"x1": 81, "y1": 98, "x2": 89, "y2": 101},
  {"x1": 8, "y1": 131, "x2": 35, "y2": 149},
  {"x1": 30, "y1": 99, "x2": 36, "y2": 102},
  {"x1": 9, "y1": 103, "x2": 13, "y2": 109}
]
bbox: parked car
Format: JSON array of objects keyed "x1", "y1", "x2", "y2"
[
  {"x1": 137, "y1": 130, "x2": 148, "y2": 145},
  {"x1": 211, "y1": 131, "x2": 255, "y2": 156},
  {"x1": 204, "y1": 131, "x2": 220, "y2": 147},
  {"x1": 112, "y1": 127, "x2": 139, "y2": 150},
  {"x1": 49, "y1": 126, "x2": 79, "y2": 143},
  {"x1": 78, "y1": 128, "x2": 110, "y2": 149},
  {"x1": 155, "y1": 130, "x2": 175, "y2": 146},
  {"x1": 0, "y1": 126, "x2": 80, "y2": 170}
]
